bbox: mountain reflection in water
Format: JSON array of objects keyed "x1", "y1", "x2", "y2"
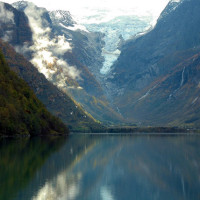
[{"x1": 1, "y1": 134, "x2": 200, "y2": 200}]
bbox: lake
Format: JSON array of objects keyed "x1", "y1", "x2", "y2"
[{"x1": 0, "y1": 134, "x2": 200, "y2": 200}]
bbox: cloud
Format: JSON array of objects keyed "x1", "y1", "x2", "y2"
[
  {"x1": 0, "y1": 2, "x2": 14, "y2": 23},
  {"x1": 19, "y1": 2, "x2": 81, "y2": 90},
  {"x1": 1, "y1": 30, "x2": 13, "y2": 42},
  {"x1": 3, "y1": 0, "x2": 170, "y2": 25}
]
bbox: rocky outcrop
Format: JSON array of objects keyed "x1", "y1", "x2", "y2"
[{"x1": 0, "y1": 2, "x2": 32, "y2": 45}]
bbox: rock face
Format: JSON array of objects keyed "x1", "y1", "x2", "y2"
[
  {"x1": 48, "y1": 8, "x2": 105, "y2": 98},
  {"x1": 111, "y1": 0, "x2": 200, "y2": 92},
  {"x1": 107, "y1": 0, "x2": 200, "y2": 127},
  {"x1": 0, "y1": 2, "x2": 32, "y2": 45},
  {"x1": 0, "y1": 1, "x2": 123, "y2": 124},
  {"x1": 123, "y1": 52, "x2": 200, "y2": 127}
]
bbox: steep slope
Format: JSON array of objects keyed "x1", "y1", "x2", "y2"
[
  {"x1": 0, "y1": 2, "x2": 32, "y2": 45},
  {"x1": 122, "y1": 52, "x2": 200, "y2": 127},
  {"x1": 0, "y1": 39, "x2": 102, "y2": 131},
  {"x1": 0, "y1": 50, "x2": 68, "y2": 136},
  {"x1": 107, "y1": 0, "x2": 200, "y2": 126},
  {"x1": 110, "y1": 0, "x2": 200, "y2": 94},
  {"x1": 49, "y1": 10, "x2": 105, "y2": 79},
  {"x1": 10, "y1": 1, "x2": 123, "y2": 123}
]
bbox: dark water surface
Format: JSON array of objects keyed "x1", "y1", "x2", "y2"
[{"x1": 0, "y1": 134, "x2": 200, "y2": 200}]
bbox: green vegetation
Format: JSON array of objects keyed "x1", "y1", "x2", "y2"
[
  {"x1": 0, "y1": 50, "x2": 69, "y2": 136},
  {"x1": 105, "y1": 126, "x2": 190, "y2": 134}
]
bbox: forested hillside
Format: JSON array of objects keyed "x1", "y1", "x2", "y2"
[{"x1": 0, "y1": 50, "x2": 68, "y2": 136}]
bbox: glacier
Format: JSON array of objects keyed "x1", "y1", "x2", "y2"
[{"x1": 82, "y1": 15, "x2": 153, "y2": 74}]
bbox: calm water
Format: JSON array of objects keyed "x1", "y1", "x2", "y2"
[{"x1": 0, "y1": 134, "x2": 200, "y2": 200}]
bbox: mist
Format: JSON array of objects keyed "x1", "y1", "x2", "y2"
[{"x1": 20, "y1": 2, "x2": 81, "y2": 89}]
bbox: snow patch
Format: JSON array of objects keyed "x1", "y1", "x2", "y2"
[
  {"x1": 192, "y1": 97, "x2": 199, "y2": 105},
  {"x1": 138, "y1": 84, "x2": 158, "y2": 101},
  {"x1": 84, "y1": 15, "x2": 152, "y2": 75},
  {"x1": 171, "y1": 0, "x2": 181, "y2": 2},
  {"x1": 60, "y1": 23, "x2": 89, "y2": 33},
  {"x1": 180, "y1": 66, "x2": 186, "y2": 87}
]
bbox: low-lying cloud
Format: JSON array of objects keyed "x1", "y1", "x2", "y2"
[
  {"x1": 17, "y1": 2, "x2": 81, "y2": 90},
  {"x1": 0, "y1": 2, "x2": 14, "y2": 42},
  {"x1": 1, "y1": 30, "x2": 13, "y2": 42},
  {"x1": 0, "y1": 2, "x2": 14, "y2": 23}
]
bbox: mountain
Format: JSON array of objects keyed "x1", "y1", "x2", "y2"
[
  {"x1": 0, "y1": 49, "x2": 68, "y2": 136},
  {"x1": 0, "y1": 39, "x2": 102, "y2": 131},
  {"x1": 122, "y1": 52, "x2": 200, "y2": 127},
  {"x1": 9, "y1": 1, "x2": 123, "y2": 124},
  {"x1": 0, "y1": 1, "x2": 32, "y2": 45},
  {"x1": 107, "y1": 0, "x2": 200, "y2": 127},
  {"x1": 83, "y1": 15, "x2": 152, "y2": 76},
  {"x1": 49, "y1": 10, "x2": 76, "y2": 26}
]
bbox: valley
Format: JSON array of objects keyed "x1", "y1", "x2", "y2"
[
  {"x1": 1, "y1": 1, "x2": 200, "y2": 199},
  {"x1": 1, "y1": 0, "x2": 200, "y2": 133}
]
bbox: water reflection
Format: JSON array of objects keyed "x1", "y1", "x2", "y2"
[
  {"x1": 1, "y1": 135, "x2": 200, "y2": 200},
  {"x1": 0, "y1": 137, "x2": 66, "y2": 200}
]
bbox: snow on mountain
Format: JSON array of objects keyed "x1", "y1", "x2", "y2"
[
  {"x1": 49, "y1": 10, "x2": 76, "y2": 26},
  {"x1": 50, "y1": 10, "x2": 89, "y2": 32},
  {"x1": 45, "y1": 6, "x2": 153, "y2": 76},
  {"x1": 82, "y1": 15, "x2": 153, "y2": 74},
  {"x1": 59, "y1": 23, "x2": 89, "y2": 33},
  {"x1": 171, "y1": 0, "x2": 182, "y2": 2},
  {"x1": 159, "y1": 0, "x2": 184, "y2": 20},
  {"x1": 12, "y1": 1, "x2": 167, "y2": 77}
]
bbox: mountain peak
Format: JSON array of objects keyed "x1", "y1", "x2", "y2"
[
  {"x1": 49, "y1": 10, "x2": 76, "y2": 26},
  {"x1": 12, "y1": 1, "x2": 33, "y2": 10},
  {"x1": 12, "y1": 1, "x2": 47, "y2": 13},
  {"x1": 158, "y1": 0, "x2": 184, "y2": 20}
]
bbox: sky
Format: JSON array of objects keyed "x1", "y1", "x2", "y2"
[{"x1": 2, "y1": 0, "x2": 170, "y2": 23}]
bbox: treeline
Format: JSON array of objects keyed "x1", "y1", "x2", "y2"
[
  {"x1": 73, "y1": 126, "x2": 193, "y2": 134},
  {"x1": 0, "y1": 50, "x2": 69, "y2": 136}
]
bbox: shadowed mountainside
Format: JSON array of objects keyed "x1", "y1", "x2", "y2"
[{"x1": 108, "y1": 0, "x2": 200, "y2": 127}]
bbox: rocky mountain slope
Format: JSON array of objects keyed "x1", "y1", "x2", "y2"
[
  {"x1": 108, "y1": 0, "x2": 200, "y2": 127},
  {"x1": 0, "y1": 2, "x2": 32, "y2": 45},
  {"x1": 121, "y1": 52, "x2": 200, "y2": 127}
]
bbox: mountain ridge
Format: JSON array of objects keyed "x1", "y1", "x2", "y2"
[
  {"x1": 107, "y1": 0, "x2": 200, "y2": 127},
  {"x1": 10, "y1": 1, "x2": 123, "y2": 124}
]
